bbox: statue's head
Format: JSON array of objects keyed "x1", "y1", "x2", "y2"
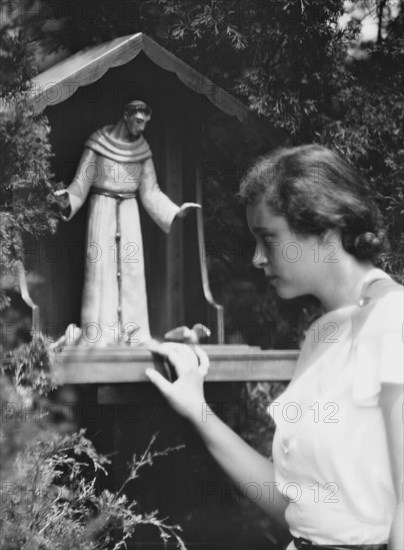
[{"x1": 123, "y1": 100, "x2": 152, "y2": 139}]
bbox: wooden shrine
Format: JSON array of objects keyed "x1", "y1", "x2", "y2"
[{"x1": 25, "y1": 32, "x2": 296, "y2": 383}]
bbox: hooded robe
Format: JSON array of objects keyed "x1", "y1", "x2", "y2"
[{"x1": 63, "y1": 126, "x2": 179, "y2": 345}]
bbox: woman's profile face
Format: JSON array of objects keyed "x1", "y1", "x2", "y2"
[{"x1": 246, "y1": 196, "x2": 332, "y2": 300}]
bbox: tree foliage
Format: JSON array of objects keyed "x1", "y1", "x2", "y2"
[
  {"x1": 147, "y1": 0, "x2": 403, "y2": 281},
  {"x1": 0, "y1": 29, "x2": 59, "y2": 311}
]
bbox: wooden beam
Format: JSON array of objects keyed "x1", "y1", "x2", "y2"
[{"x1": 52, "y1": 345, "x2": 298, "y2": 384}]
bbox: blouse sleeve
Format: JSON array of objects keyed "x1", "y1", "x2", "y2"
[
  {"x1": 351, "y1": 282, "x2": 404, "y2": 406},
  {"x1": 138, "y1": 157, "x2": 180, "y2": 233},
  {"x1": 62, "y1": 148, "x2": 98, "y2": 221}
]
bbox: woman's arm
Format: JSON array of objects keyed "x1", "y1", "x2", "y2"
[
  {"x1": 146, "y1": 342, "x2": 288, "y2": 527},
  {"x1": 189, "y1": 400, "x2": 289, "y2": 525},
  {"x1": 380, "y1": 383, "x2": 404, "y2": 550}
]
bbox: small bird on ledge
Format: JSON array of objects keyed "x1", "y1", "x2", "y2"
[{"x1": 163, "y1": 323, "x2": 211, "y2": 345}]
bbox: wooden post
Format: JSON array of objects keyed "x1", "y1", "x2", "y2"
[{"x1": 163, "y1": 109, "x2": 184, "y2": 330}]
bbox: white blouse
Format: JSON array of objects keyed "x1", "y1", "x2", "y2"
[{"x1": 268, "y1": 268, "x2": 403, "y2": 548}]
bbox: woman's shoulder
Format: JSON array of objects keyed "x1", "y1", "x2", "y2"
[
  {"x1": 352, "y1": 274, "x2": 403, "y2": 398},
  {"x1": 353, "y1": 273, "x2": 402, "y2": 346},
  {"x1": 362, "y1": 275, "x2": 403, "y2": 324}
]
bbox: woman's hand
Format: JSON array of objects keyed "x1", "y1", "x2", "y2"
[{"x1": 146, "y1": 341, "x2": 209, "y2": 423}]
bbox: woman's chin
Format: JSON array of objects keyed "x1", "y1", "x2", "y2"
[
  {"x1": 272, "y1": 280, "x2": 299, "y2": 300},
  {"x1": 269, "y1": 277, "x2": 284, "y2": 296}
]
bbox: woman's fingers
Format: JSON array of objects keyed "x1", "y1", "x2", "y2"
[
  {"x1": 194, "y1": 345, "x2": 210, "y2": 377},
  {"x1": 146, "y1": 343, "x2": 208, "y2": 421},
  {"x1": 148, "y1": 341, "x2": 199, "y2": 375}
]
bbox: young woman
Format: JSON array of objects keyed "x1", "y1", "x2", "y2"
[{"x1": 146, "y1": 145, "x2": 403, "y2": 550}]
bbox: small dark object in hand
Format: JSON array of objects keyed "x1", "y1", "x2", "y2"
[{"x1": 150, "y1": 352, "x2": 177, "y2": 382}]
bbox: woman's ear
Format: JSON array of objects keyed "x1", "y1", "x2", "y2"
[
  {"x1": 322, "y1": 229, "x2": 344, "y2": 262},
  {"x1": 315, "y1": 229, "x2": 343, "y2": 265},
  {"x1": 321, "y1": 228, "x2": 342, "y2": 247}
]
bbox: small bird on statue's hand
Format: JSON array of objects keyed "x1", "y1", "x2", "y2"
[
  {"x1": 163, "y1": 323, "x2": 211, "y2": 344},
  {"x1": 49, "y1": 323, "x2": 82, "y2": 351}
]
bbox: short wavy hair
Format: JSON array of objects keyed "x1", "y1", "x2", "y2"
[{"x1": 239, "y1": 144, "x2": 386, "y2": 261}]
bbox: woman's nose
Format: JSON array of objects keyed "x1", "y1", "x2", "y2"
[{"x1": 252, "y1": 243, "x2": 268, "y2": 270}]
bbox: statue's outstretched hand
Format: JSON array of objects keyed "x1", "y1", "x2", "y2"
[
  {"x1": 176, "y1": 202, "x2": 201, "y2": 219},
  {"x1": 53, "y1": 189, "x2": 70, "y2": 210},
  {"x1": 146, "y1": 341, "x2": 209, "y2": 422}
]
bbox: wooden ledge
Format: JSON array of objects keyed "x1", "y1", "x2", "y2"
[{"x1": 52, "y1": 345, "x2": 298, "y2": 384}]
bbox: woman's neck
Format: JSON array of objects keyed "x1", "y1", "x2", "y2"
[{"x1": 318, "y1": 259, "x2": 376, "y2": 313}]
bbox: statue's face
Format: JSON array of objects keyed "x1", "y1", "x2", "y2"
[{"x1": 124, "y1": 111, "x2": 151, "y2": 139}]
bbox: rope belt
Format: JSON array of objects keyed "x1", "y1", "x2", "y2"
[
  {"x1": 90, "y1": 186, "x2": 137, "y2": 343},
  {"x1": 90, "y1": 187, "x2": 137, "y2": 200},
  {"x1": 293, "y1": 537, "x2": 387, "y2": 550}
]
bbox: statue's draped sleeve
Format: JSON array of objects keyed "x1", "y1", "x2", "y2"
[
  {"x1": 139, "y1": 157, "x2": 180, "y2": 233},
  {"x1": 62, "y1": 148, "x2": 97, "y2": 221}
]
